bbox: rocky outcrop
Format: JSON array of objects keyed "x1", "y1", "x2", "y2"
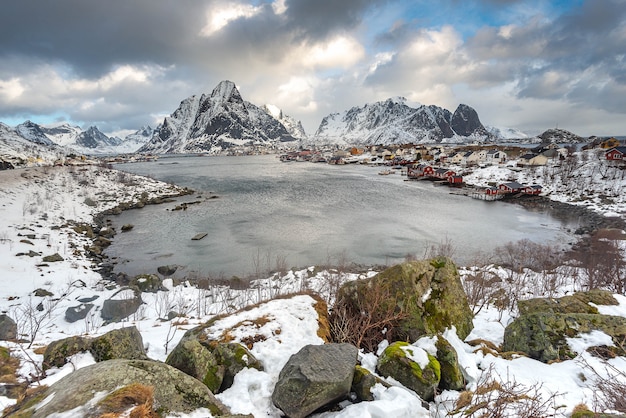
[
  {"x1": 503, "y1": 291, "x2": 626, "y2": 363},
  {"x1": 0, "y1": 314, "x2": 17, "y2": 340},
  {"x1": 101, "y1": 287, "x2": 143, "y2": 322},
  {"x1": 64, "y1": 303, "x2": 94, "y2": 323},
  {"x1": 436, "y1": 335, "x2": 465, "y2": 391},
  {"x1": 166, "y1": 339, "x2": 262, "y2": 393},
  {"x1": 130, "y1": 273, "x2": 164, "y2": 293},
  {"x1": 333, "y1": 258, "x2": 473, "y2": 348},
  {"x1": 9, "y1": 359, "x2": 230, "y2": 417},
  {"x1": 44, "y1": 326, "x2": 147, "y2": 369},
  {"x1": 272, "y1": 343, "x2": 358, "y2": 418},
  {"x1": 376, "y1": 341, "x2": 441, "y2": 401}
]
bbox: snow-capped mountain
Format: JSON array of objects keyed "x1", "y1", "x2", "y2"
[
  {"x1": 261, "y1": 104, "x2": 307, "y2": 139},
  {"x1": 0, "y1": 122, "x2": 66, "y2": 167},
  {"x1": 139, "y1": 80, "x2": 299, "y2": 154},
  {"x1": 74, "y1": 126, "x2": 122, "y2": 149},
  {"x1": 15, "y1": 120, "x2": 56, "y2": 146},
  {"x1": 486, "y1": 126, "x2": 530, "y2": 140},
  {"x1": 41, "y1": 123, "x2": 84, "y2": 146},
  {"x1": 311, "y1": 97, "x2": 492, "y2": 145},
  {"x1": 537, "y1": 128, "x2": 586, "y2": 143}
]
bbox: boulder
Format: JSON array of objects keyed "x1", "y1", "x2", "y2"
[
  {"x1": 352, "y1": 365, "x2": 388, "y2": 402},
  {"x1": 64, "y1": 303, "x2": 94, "y2": 323},
  {"x1": 42, "y1": 253, "x2": 64, "y2": 262},
  {"x1": 43, "y1": 326, "x2": 147, "y2": 369},
  {"x1": 9, "y1": 359, "x2": 230, "y2": 417},
  {"x1": 130, "y1": 273, "x2": 163, "y2": 293},
  {"x1": 272, "y1": 343, "x2": 358, "y2": 418},
  {"x1": 101, "y1": 287, "x2": 143, "y2": 322},
  {"x1": 90, "y1": 326, "x2": 148, "y2": 362},
  {"x1": 0, "y1": 314, "x2": 17, "y2": 340},
  {"x1": 157, "y1": 264, "x2": 178, "y2": 276},
  {"x1": 376, "y1": 341, "x2": 441, "y2": 401},
  {"x1": 334, "y1": 258, "x2": 473, "y2": 347},
  {"x1": 436, "y1": 335, "x2": 465, "y2": 391},
  {"x1": 504, "y1": 291, "x2": 626, "y2": 363},
  {"x1": 43, "y1": 336, "x2": 92, "y2": 369},
  {"x1": 166, "y1": 339, "x2": 262, "y2": 393}
]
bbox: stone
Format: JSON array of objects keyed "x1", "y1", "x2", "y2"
[
  {"x1": 43, "y1": 336, "x2": 91, "y2": 370},
  {"x1": 376, "y1": 341, "x2": 441, "y2": 401},
  {"x1": 0, "y1": 314, "x2": 17, "y2": 340},
  {"x1": 352, "y1": 365, "x2": 385, "y2": 402},
  {"x1": 121, "y1": 223, "x2": 134, "y2": 232},
  {"x1": 42, "y1": 253, "x2": 64, "y2": 262},
  {"x1": 10, "y1": 359, "x2": 230, "y2": 417},
  {"x1": 33, "y1": 288, "x2": 53, "y2": 297},
  {"x1": 503, "y1": 312, "x2": 626, "y2": 363},
  {"x1": 130, "y1": 273, "x2": 163, "y2": 293},
  {"x1": 89, "y1": 326, "x2": 148, "y2": 362},
  {"x1": 64, "y1": 303, "x2": 94, "y2": 323},
  {"x1": 436, "y1": 335, "x2": 465, "y2": 391},
  {"x1": 334, "y1": 258, "x2": 473, "y2": 347},
  {"x1": 101, "y1": 287, "x2": 143, "y2": 322},
  {"x1": 157, "y1": 264, "x2": 178, "y2": 276},
  {"x1": 272, "y1": 343, "x2": 358, "y2": 418}
]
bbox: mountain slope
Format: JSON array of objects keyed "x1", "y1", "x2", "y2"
[
  {"x1": 139, "y1": 80, "x2": 299, "y2": 154},
  {"x1": 312, "y1": 97, "x2": 492, "y2": 145}
]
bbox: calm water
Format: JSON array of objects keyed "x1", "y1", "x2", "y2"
[{"x1": 107, "y1": 155, "x2": 579, "y2": 278}]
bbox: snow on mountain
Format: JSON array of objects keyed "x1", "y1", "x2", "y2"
[
  {"x1": 312, "y1": 97, "x2": 492, "y2": 146},
  {"x1": 139, "y1": 80, "x2": 299, "y2": 154},
  {"x1": 537, "y1": 128, "x2": 587, "y2": 143},
  {"x1": 15, "y1": 120, "x2": 56, "y2": 146},
  {"x1": 261, "y1": 104, "x2": 307, "y2": 139},
  {"x1": 41, "y1": 123, "x2": 83, "y2": 146},
  {"x1": 486, "y1": 126, "x2": 530, "y2": 140},
  {"x1": 0, "y1": 122, "x2": 66, "y2": 167}
]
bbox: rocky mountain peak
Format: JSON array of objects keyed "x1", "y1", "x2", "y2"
[
  {"x1": 16, "y1": 120, "x2": 55, "y2": 146},
  {"x1": 451, "y1": 104, "x2": 490, "y2": 137}
]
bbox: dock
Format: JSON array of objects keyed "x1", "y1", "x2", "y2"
[{"x1": 191, "y1": 233, "x2": 208, "y2": 241}]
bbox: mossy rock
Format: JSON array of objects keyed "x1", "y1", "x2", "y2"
[
  {"x1": 436, "y1": 335, "x2": 465, "y2": 391},
  {"x1": 215, "y1": 343, "x2": 263, "y2": 391},
  {"x1": 130, "y1": 273, "x2": 163, "y2": 293},
  {"x1": 352, "y1": 365, "x2": 388, "y2": 401},
  {"x1": 376, "y1": 341, "x2": 441, "y2": 401},
  {"x1": 503, "y1": 312, "x2": 626, "y2": 363},
  {"x1": 335, "y1": 258, "x2": 473, "y2": 345},
  {"x1": 42, "y1": 253, "x2": 64, "y2": 263},
  {"x1": 8, "y1": 359, "x2": 230, "y2": 417},
  {"x1": 43, "y1": 336, "x2": 91, "y2": 370},
  {"x1": 517, "y1": 290, "x2": 618, "y2": 316},
  {"x1": 166, "y1": 339, "x2": 225, "y2": 393},
  {"x1": 89, "y1": 326, "x2": 148, "y2": 362}
]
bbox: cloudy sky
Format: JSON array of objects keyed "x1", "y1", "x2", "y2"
[{"x1": 0, "y1": 0, "x2": 624, "y2": 137}]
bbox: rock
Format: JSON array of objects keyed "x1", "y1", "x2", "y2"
[
  {"x1": 503, "y1": 312, "x2": 626, "y2": 363},
  {"x1": 101, "y1": 287, "x2": 143, "y2": 322},
  {"x1": 157, "y1": 264, "x2": 178, "y2": 276},
  {"x1": 334, "y1": 258, "x2": 473, "y2": 348},
  {"x1": 121, "y1": 223, "x2": 134, "y2": 232},
  {"x1": 436, "y1": 335, "x2": 465, "y2": 391},
  {"x1": 43, "y1": 326, "x2": 147, "y2": 369},
  {"x1": 43, "y1": 336, "x2": 91, "y2": 369},
  {"x1": 33, "y1": 288, "x2": 53, "y2": 297},
  {"x1": 10, "y1": 359, "x2": 230, "y2": 417},
  {"x1": 517, "y1": 290, "x2": 617, "y2": 315},
  {"x1": 166, "y1": 339, "x2": 225, "y2": 393},
  {"x1": 166, "y1": 339, "x2": 262, "y2": 393},
  {"x1": 0, "y1": 314, "x2": 17, "y2": 340},
  {"x1": 64, "y1": 303, "x2": 94, "y2": 323},
  {"x1": 90, "y1": 326, "x2": 148, "y2": 362},
  {"x1": 352, "y1": 365, "x2": 386, "y2": 402},
  {"x1": 376, "y1": 341, "x2": 441, "y2": 401},
  {"x1": 42, "y1": 253, "x2": 64, "y2": 262},
  {"x1": 272, "y1": 343, "x2": 358, "y2": 418},
  {"x1": 130, "y1": 273, "x2": 163, "y2": 293}
]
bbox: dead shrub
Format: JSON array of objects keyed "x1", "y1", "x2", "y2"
[
  {"x1": 448, "y1": 366, "x2": 562, "y2": 418},
  {"x1": 329, "y1": 279, "x2": 407, "y2": 352}
]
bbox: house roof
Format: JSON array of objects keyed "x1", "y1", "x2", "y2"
[
  {"x1": 501, "y1": 181, "x2": 524, "y2": 190},
  {"x1": 607, "y1": 146, "x2": 626, "y2": 154}
]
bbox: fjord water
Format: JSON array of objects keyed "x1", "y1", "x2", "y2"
[{"x1": 109, "y1": 155, "x2": 577, "y2": 278}]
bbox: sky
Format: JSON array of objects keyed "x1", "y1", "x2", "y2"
[{"x1": 0, "y1": 0, "x2": 624, "y2": 138}]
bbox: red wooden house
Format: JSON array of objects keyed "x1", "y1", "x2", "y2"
[
  {"x1": 407, "y1": 164, "x2": 434, "y2": 179},
  {"x1": 433, "y1": 168, "x2": 456, "y2": 180},
  {"x1": 522, "y1": 184, "x2": 543, "y2": 195},
  {"x1": 498, "y1": 181, "x2": 524, "y2": 194},
  {"x1": 605, "y1": 147, "x2": 626, "y2": 161}
]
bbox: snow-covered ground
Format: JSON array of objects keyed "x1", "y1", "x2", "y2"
[{"x1": 1, "y1": 154, "x2": 626, "y2": 417}]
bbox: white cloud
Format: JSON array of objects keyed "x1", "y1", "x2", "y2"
[
  {"x1": 0, "y1": 77, "x2": 25, "y2": 102},
  {"x1": 200, "y1": 2, "x2": 263, "y2": 37},
  {"x1": 299, "y1": 35, "x2": 366, "y2": 69}
]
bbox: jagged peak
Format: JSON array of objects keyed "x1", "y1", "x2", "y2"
[{"x1": 209, "y1": 80, "x2": 242, "y2": 104}]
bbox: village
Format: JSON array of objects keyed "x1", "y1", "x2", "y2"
[{"x1": 279, "y1": 136, "x2": 626, "y2": 202}]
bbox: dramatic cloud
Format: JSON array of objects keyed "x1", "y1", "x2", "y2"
[{"x1": 0, "y1": 0, "x2": 624, "y2": 136}]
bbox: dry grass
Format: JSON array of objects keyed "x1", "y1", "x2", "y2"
[{"x1": 97, "y1": 383, "x2": 158, "y2": 418}]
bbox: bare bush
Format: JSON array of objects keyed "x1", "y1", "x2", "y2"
[
  {"x1": 462, "y1": 267, "x2": 504, "y2": 315},
  {"x1": 448, "y1": 366, "x2": 563, "y2": 417},
  {"x1": 494, "y1": 239, "x2": 563, "y2": 273},
  {"x1": 330, "y1": 279, "x2": 407, "y2": 352},
  {"x1": 570, "y1": 233, "x2": 626, "y2": 294}
]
